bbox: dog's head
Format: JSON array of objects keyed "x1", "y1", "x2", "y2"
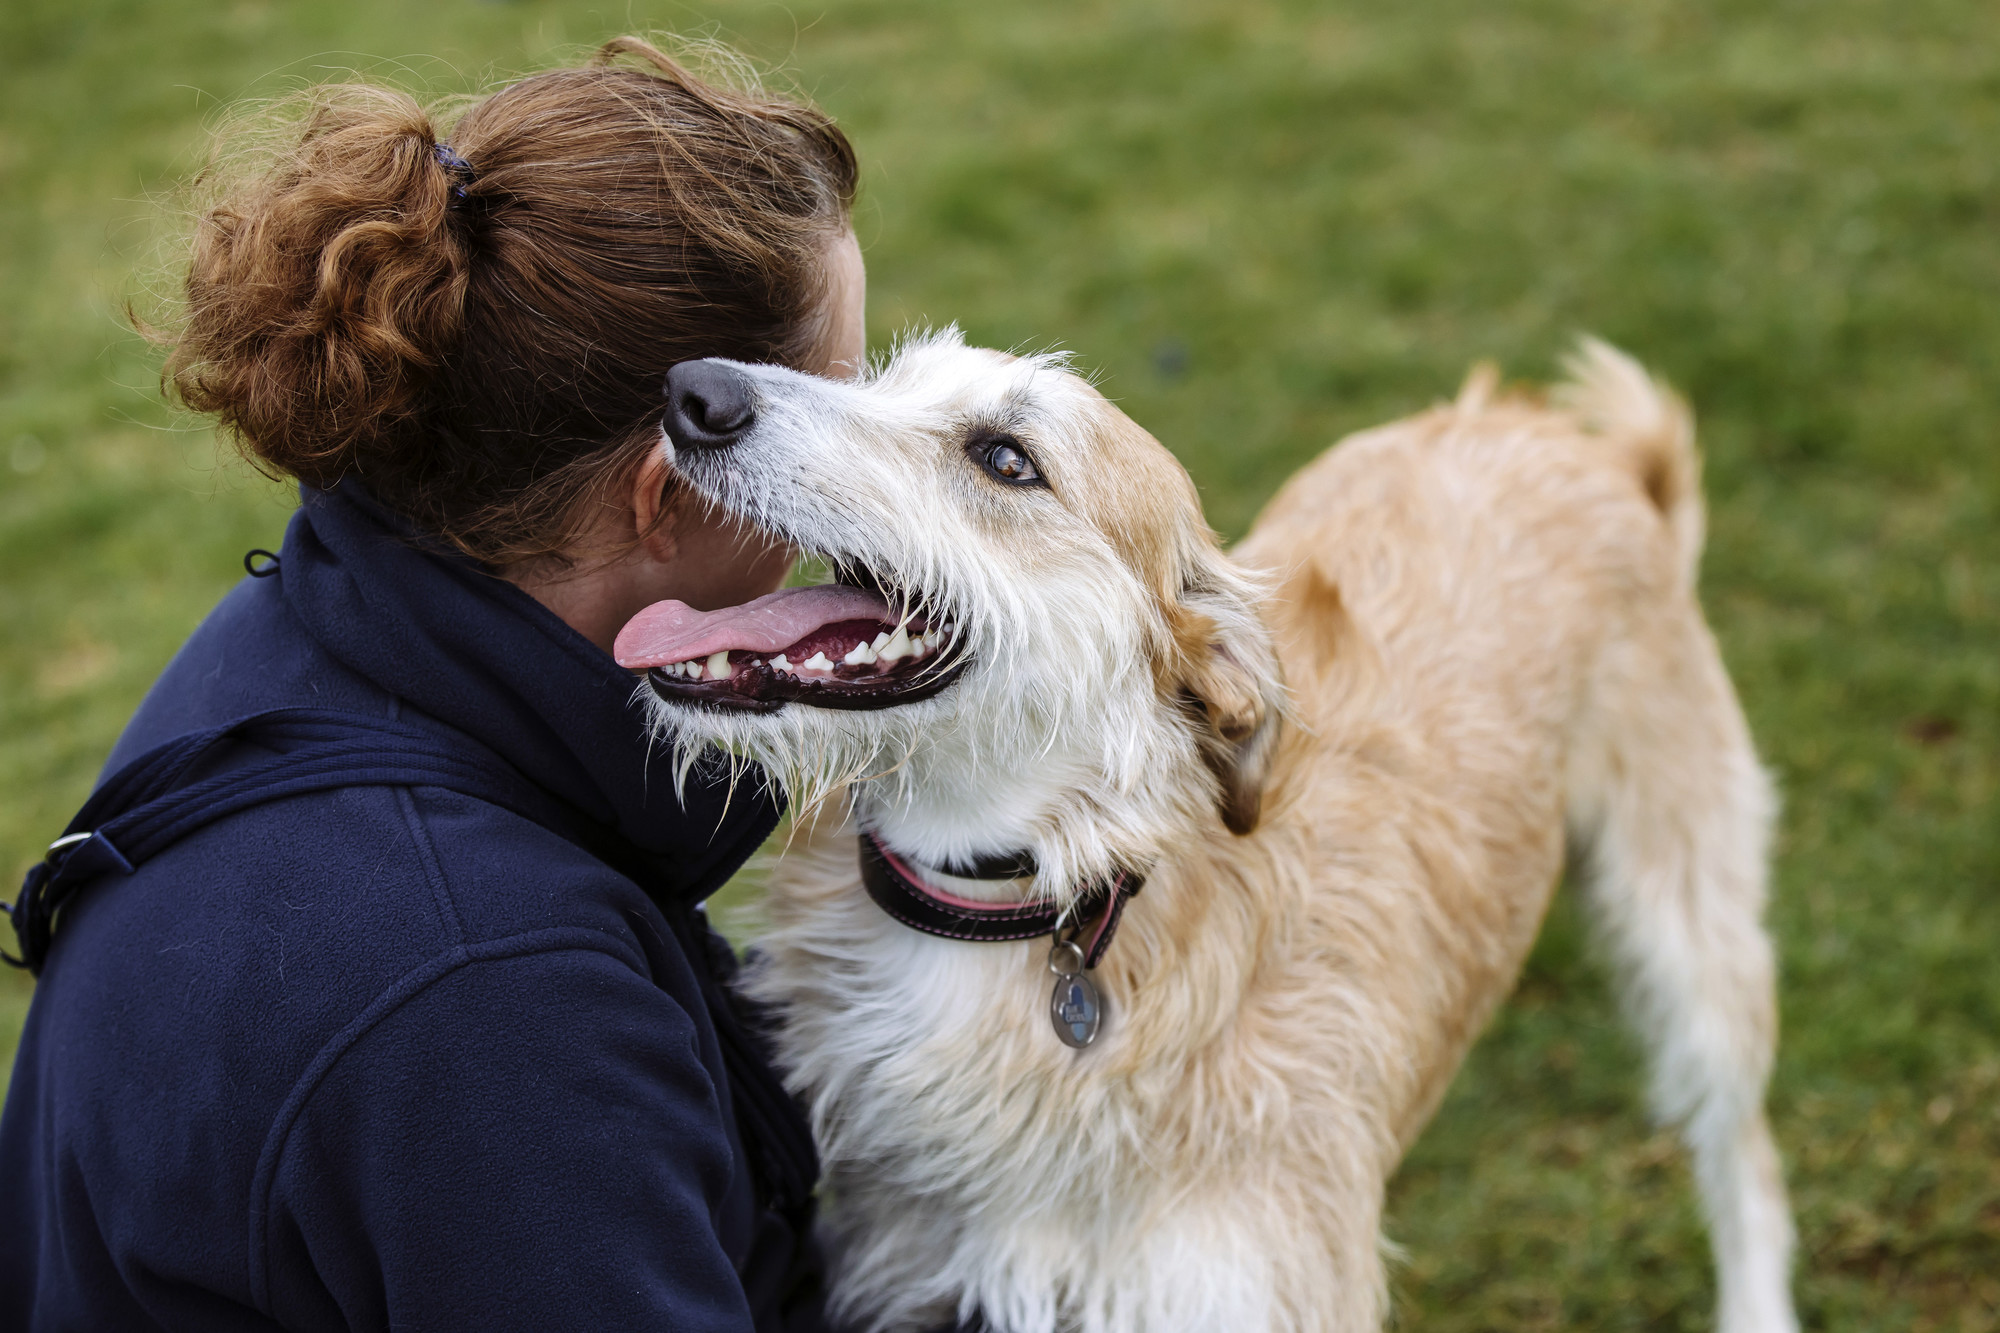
[{"x1": 619, "y1": 330, "x2": 1283, "y2": 888}]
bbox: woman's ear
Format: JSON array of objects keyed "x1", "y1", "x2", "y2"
[
  {"x1": 1170, "y1": 575, "x2": 1285, "y2": 835},
  {"x1": 630, "y1": 449, "x2": 680, "y2": 561}
]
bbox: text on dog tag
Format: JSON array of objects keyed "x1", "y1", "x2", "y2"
[{"x1": 1050, "y1": 970, "x2": 1102, "y2": 1048}]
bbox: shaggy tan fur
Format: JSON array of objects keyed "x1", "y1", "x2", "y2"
[{"x1": 648, "y1": 335, "x2": 1797, "y2": 1332}]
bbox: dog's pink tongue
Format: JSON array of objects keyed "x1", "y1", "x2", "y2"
[{"x1": 614, "y1": 584, "x2": 894, "y2": 668}]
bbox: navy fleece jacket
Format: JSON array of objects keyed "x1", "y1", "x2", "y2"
[{"x1": 0, "y1": 483, "x2": 826, "y2": 1331}]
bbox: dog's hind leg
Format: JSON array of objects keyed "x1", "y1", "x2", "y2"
[
  {"x1": 1554, "y1": 338, "x2": 1798, "y2": 1332},
  {"x1": 1564, "y1": 609, "x2": 1799, "y2": 1333}
]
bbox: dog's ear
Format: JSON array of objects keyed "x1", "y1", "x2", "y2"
[{"x1": 1169, "y1": 574, "x2": 1284, "y2": 835}]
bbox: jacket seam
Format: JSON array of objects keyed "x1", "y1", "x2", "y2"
[
  {"x1": 393, "y1": 785, "x2": 466, "y2": 945},
  {"x1": 244, "y1": 929, "x2": 653, "y2": 1316},
  {"x1": 383, "y1": 694, "x2": 466, "y2": 943}
]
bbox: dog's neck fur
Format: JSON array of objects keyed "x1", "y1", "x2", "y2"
[{"x1": 847, "y1": 687, "x2": 1218, "y2": 907}]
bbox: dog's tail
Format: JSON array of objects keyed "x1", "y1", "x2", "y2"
[{"x1": 1553, "y1": 337, "x2": 1705, "y2": 589}]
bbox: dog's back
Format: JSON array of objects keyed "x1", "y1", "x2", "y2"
[{"x1": 1229, "y1": 342, "x2": 1794, "y2": 1332}]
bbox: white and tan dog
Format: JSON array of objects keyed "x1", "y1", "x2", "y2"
[{"x1": 615, "y1": 333, "x2": 1799, "y2": 1333}]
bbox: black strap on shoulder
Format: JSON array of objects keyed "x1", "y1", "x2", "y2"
[
  {"x1": 1, "y1": 705, "x2": 822, "y2": 1239},
  {"x1": 3, "y1": 708, "x2": 574, "y2": 976}
]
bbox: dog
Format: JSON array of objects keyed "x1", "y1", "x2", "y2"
[{"x1": 615, "y1": 332, "x2": 1800, "y2": 1333}]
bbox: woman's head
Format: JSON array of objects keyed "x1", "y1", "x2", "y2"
[{"x1": 164, "y1": 36, "x2": 859, "y2": 567}]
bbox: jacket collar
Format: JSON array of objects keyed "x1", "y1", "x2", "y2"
[{"x1": 279, "y1": 482, "x2": 780, "y2": 903}]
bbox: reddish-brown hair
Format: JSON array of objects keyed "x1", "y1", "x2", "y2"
[{"x1": 162, "y1": 36, "x2": 857, "y2": 563}]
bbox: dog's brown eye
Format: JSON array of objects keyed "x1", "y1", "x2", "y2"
[{"x1": 978, "y1": 436, "x2": 1043, "y2": 487}]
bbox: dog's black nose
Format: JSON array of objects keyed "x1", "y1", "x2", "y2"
[{"x1": 664, "y1": 359, "x2": 757, "y2": 452}]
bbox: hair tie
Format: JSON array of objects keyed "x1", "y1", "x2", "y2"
[{"x1": 433, "y1": 142, "x2": 476, "y2": 202}]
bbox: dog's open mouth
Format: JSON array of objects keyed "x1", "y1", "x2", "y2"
[{"x1": 614, "y1": 570, "x2": 964, "y2": 714}]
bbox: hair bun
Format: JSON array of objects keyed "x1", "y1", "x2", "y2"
[
  {"x1": 158, "y1": 40, "x2": 857, "y2": 564},
  {"x1": 167, "y1": 87, "x2": 474, "y2": 488}
]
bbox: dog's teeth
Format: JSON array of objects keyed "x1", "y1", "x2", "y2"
[
  {"x1": 801, "y1": 651, "x2": 835, "y2": 673},
  {"x1": 843, "y1": 639, "x2": 877, "y2": 665},
  {"x1": 870, "y1": 630, "x2": 890, "y2": 652},
  {"x1": 706, "y1": 651, "x2": 731, "y2": 681},
  {"x1": 771, "y1": 653, "x2": 792, "y2": 673},
  {"x1": 683, "y1": 660, "x2": 701, "y2": 680},
  {"x1": 879, "y1": 627, "x2": 913, "y2": 661}
]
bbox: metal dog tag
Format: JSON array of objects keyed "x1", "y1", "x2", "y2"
[{"x1": 1047, "y1": 941, "x2": 1102, "y2": 1049}]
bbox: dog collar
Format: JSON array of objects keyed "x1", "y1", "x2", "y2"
[
  {"x1": 858, "y1": 832, "x2": 1144, "y2": 1048},
  {"x1": 858, "y1": 832, "x2": 1142, "y2": 964}
]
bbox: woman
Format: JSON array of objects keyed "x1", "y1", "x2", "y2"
[{"x1": 0, "y1": 38, "x2": 862, "y2": 1332}]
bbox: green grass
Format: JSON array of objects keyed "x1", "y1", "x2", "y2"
[{"x1": 4, "y1": 0, "x2": 1997, "y2": 1326}]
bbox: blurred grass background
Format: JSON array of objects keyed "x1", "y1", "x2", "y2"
[{"x1": 3, "y1": 0, "x2": 1996, "y2": 1326}]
